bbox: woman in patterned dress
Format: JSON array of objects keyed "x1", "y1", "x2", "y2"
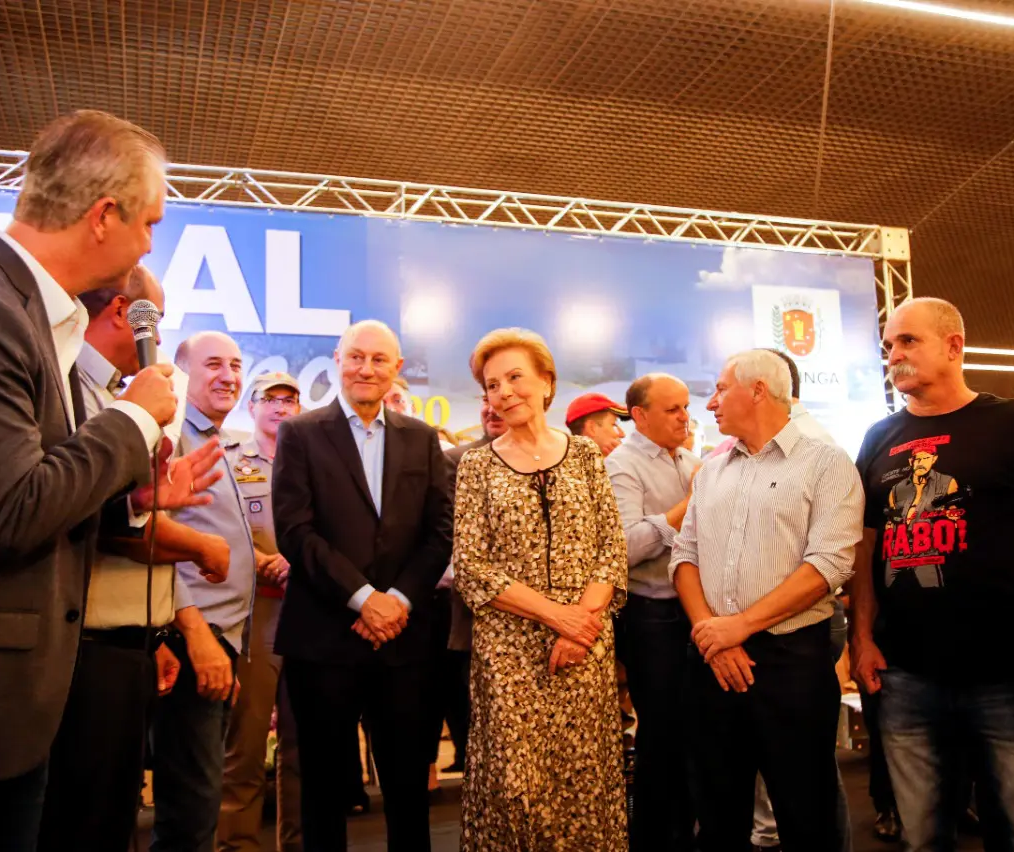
[{"x1": 453, "y1": 327, "x2": 628, "y2": 851}]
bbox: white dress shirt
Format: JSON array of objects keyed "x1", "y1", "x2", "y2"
[
  {"x1": 0, "y1": 230, "x2": 160, "y2": 447},
  {"x1": 670, "y1": 420, "x2": 863, "y2": 634}
]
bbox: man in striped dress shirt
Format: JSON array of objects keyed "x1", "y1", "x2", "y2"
[{"x1": 669, "y1": 349, "x2": 863, "y2": 852}]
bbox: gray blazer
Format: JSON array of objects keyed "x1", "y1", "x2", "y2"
[{"x1": 0, "y1": 239, "x2": 151, "y2": 780}]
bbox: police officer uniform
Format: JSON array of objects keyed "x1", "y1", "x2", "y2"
[{"x1": 219, "y1": 374, "x2": 303, "y2": 852}]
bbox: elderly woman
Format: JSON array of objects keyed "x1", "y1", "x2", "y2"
[{"x1": 453, "y1": 328, "x2": 628, "y2": 851}]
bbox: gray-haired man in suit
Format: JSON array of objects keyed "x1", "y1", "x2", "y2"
[{"x1": 0, "y1": 110, "x2": 219, "y2": 851}]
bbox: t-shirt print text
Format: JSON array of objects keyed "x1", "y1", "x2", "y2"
[{"x1": 881, "y1": 433, "x2": 967, "y2": 590}]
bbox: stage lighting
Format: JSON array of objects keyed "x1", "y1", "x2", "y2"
[
  {"x1": 856, "y1": 0, "x2": 1014, "y2": 28},
  {"x1": 401, "y1": 290, "x2": 453, "y2": 339},
  {"x1": 558, "y1": 303, "x2": 615, "y2": 349}
]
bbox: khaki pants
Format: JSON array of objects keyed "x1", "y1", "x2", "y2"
[{"x1": 218, "y1": 594, "x2": 302, "y2": 852}]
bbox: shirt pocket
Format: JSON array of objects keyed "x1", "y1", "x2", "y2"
[{"x1": 240, "y1": 485, "x2": 271, "y2": 527}]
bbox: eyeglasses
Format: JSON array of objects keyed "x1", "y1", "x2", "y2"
[{"x1": 256, "y1": 396, "x2": 299, "y2": 409}]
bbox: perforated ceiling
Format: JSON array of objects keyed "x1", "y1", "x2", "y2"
[{"x1": 2, "y1": 0, "x2": 1013, "y2": 392}]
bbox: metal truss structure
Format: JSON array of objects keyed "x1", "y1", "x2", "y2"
[{"x1": 0, "y1": 150, "x2": 913, "y2": 404}]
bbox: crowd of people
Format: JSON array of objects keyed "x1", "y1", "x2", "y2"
[{"x1": 0, "y1": 108, "x2": 1012, "y2": 852}]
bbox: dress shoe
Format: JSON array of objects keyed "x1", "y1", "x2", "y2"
[
  {"x1": 873, "y1": 809, "x2": 901, "y2": 842},
  {"x1": 346, "y1": 792, "x2": 371, "y2": 817},
  {"x1": 958, "y1": 806, "x2": 981, "y2": 836}
]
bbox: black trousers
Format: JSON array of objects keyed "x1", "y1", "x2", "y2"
[
  {"x1": 286, "y1": 657, "x2": 431, "y2": 852},
  {"x1": 424, "y1": 589, "x2": 453, "y2": 764},
  {"x1": 37, "y1": 630, "x2": 157, "y2": 852},
  {"x1": 685, "y1": 620, "x2": 841, "y2": 852},
  {"x1": 443, "y1": 649, "x2": 471, "y2": 765},
  {"x1": 616, "y1": 594, "x2": 697, "y2": 852}
]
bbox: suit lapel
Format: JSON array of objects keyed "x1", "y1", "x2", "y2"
[
  {"x1": 0, "y1": 239, "x2": 73, "y2": 434},
  {"x1": 69, "y1": 364, "x2": 87, "y2": 430},
  {"x1": 323, "y1": 399, "x2": 378, "y2": 516},
  {"x1": 380, "y1": 410, "x2": 404, "y2": 521}
]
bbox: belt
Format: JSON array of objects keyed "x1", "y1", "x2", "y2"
[
  {"x1": 166, "y1": 624, "x2": 239, "y2": 662},
  {"x1": 81, "y1": 626, "x2": 163, "y2": 651}
]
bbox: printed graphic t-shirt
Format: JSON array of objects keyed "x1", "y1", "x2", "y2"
[{"x1": 856, "y1": 393, "x2": 1014, "y2": 684}]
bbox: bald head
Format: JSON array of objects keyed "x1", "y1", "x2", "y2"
[
  {"x1": 180, "y1": 331, "x2": 243, "y2": 425},
  {"x1": 81, "y1": 264, "x2": 165, "y2": 377},
  {"x1": 626, "y1": 373, "x2": 687, "y2": 412},
  {"x1": 884, "y1": 297, "x2": 968, "y2": 399},
  {"x1": 627, "y1": 373, "x2": 691, "y2": 453},
  {"x1": 175, "y1": 331, "x2": 238, "y2": 372},
  {"x1": 334, "y1": 319, "x2": 404, "y2": 414},
  {"x1": 79, "y1": 264, "x2": 164, "y2": 320},
  {"x1": 337, "y1": 320, "x2": 401, "y2": 359},
  {"x1": 892, "y1": 297, "x2": 965, "y2": 340}
]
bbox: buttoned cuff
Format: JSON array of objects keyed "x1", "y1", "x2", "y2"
[
  {"x1": 348, "y1": 584, "x2": 376, "y2": 613},
  {"x1": 388, "y1": 588, "x2": 413, "y2": 612},
  {"x1": 645, "y1": 513, "x2": 676, "y2": 547},
  {"x1": 108, "y1": 399, "x2": 161, "y2": 452}
]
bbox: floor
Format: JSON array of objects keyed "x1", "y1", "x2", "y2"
[{"x1": 135, "y1": 747, "x2": 985, "y2": 851}]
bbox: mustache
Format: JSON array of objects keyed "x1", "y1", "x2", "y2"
[{"x1": 888, "y1": 363, "x2": 917, "y2": 385}]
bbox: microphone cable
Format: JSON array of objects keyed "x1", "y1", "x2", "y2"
[{"x1": 134, "y1": 428, "x2": 162, "y2": 852}]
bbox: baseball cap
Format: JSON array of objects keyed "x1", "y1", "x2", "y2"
[
  {"x1": 565, "y1": 393, "x2": 630, "y2": 426},
  {"x1": 249, "y1": 371, "x2": 300, "y2": 397}
]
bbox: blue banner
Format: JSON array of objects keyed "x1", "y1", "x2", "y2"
[{"x1": 0, "y1": 194, "x2": 885, "y2": 456}]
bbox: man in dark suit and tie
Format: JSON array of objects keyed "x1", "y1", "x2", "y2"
[
  {"x1": 273, "y1": 319, "x2": 453, "y2": 852},
  {"x1": 0, "y1": 110, "x2": 184, "y2": 849}
]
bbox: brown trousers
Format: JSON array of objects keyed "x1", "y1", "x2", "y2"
[{"x1": 218, "y1": 594, "x2": 302, "y2": 852}]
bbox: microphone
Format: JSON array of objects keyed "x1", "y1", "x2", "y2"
[{"x1": 127, "y1": 299, "x2": 161, "y2": 369}]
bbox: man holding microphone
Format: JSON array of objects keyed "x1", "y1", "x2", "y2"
[{"x1": 0, "y1": 109, "x2": 189, "y2": 849}]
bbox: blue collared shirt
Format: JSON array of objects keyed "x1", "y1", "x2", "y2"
[
  {"x1": 605, "y1": 430, "x2": 700, "y2": 599},
  {"x1": 337, "y1": 392, "x2": 411, "y2": 613},
  {"x1": 172, "y1": 401, "x2": 258, "y2": 653}
]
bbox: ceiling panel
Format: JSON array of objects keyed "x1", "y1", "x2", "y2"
[{"x1": 2, "y1": 0, "x2": 1013, "y2": 393}]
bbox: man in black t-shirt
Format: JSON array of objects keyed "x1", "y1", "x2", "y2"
[{"x1": 851, "y1": 297, "x2": 1014, "y2": 851}]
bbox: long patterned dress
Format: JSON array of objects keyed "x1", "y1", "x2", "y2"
[{"x1": 453, "y1": 435, "x2": 628, "y2": 851}]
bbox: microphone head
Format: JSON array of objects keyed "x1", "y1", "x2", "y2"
[{"x1": 127, "y1": 299, "x2": 161, "y2": 332}]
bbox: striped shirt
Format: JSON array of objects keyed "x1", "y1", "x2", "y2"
[{"x1": 669, "y1": 419, "x2": 863, "y2": 635}]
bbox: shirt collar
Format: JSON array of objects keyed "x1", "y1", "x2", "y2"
[
  {"x1": 629, "y1": 429, "x2": 676, "y2": 462},
  {"x1": 186, "y1": 400, "x2": 219, "y2": 435},
  {"x1": 338, "y1": 390, "x2": 386, "y2": 429},
  {"x1": 77, "y1": 342, "x2": 124, "y2": 393},
  {"x1": 731, "y1": 418, "x2": 803, "y2": 459},
  {"x1": 0, "y1": 230, "x2": 85, "y2": 332}
]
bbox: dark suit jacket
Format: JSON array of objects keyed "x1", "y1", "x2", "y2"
[
  {"x1": 444, "y1": 436, "x2": 492, "y2": 652},
  {"x1": 272, "y1": 400, "x2": 453, "y2": 666},
  {"x1": 0, "y1": 239, "x2": 151, "y2": 780}
]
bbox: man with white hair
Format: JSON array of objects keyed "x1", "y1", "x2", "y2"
[
  {"x1": 273, "y1": 319, "x2": 452, "y2": 852},
  {"x1": 851, "y1": 297, "x2": 1014, "y2": 849},
  {"x1": 669, "y1": 349, "x2": 863, "y2": 851}
]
